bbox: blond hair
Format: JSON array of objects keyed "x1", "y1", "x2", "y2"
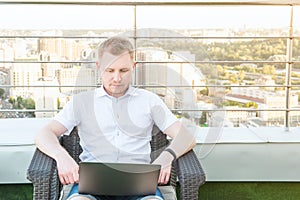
[{"x1": 98, "y1": 37, "x2": 134, "y2": 60}]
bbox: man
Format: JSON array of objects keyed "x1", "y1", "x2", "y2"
[{"x1": 35, "y1": 36, "x2": 196, "y2": 200}]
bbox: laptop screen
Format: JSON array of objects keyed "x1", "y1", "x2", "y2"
[{"x1": 78, "y1": 162, "x2": 161, "y2": 196}]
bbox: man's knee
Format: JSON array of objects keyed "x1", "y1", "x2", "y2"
[
  {"x1": 140, "y1": 197, "x2": 164, "y2": 200},
  {"x1": 68, "y1": 197, "x2": 90, "y2": 200},
  {"x1": 67, "y1": 195, "x2": 97, "y2": 200}
]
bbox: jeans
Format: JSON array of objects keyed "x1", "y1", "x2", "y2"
[{"x1": 67, "y1": 184, "x2": 164, "y2": 200}]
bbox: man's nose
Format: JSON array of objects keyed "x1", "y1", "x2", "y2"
[{"x1": 113, "y1": 72, "x2": 122, "y2": 82}]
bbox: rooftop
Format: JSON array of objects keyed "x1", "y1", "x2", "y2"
[{"x1": 1, "y1": 1, "x2": 300, "y2": 199}]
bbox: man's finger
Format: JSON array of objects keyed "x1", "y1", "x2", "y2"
[
  {"x1": 59, "y1": 175, "x2": 66, "y2": 185},
  {"x1": 73, "y1": 171, "x2": 79, "y2": 183}
]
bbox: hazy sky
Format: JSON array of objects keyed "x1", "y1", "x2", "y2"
[{"x1": 0, "y1": 4, "x2": 299, "y2": 30}]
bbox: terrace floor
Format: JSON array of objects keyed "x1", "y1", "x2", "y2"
[
  {"x1": 2, "y1": 182, "x2": 300, "y2": 200},
  {"x1": 1, "y1": 119, "x2": 300, "y2": 199}
]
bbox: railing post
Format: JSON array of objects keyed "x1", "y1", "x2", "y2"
[{"x1": 285, "y1": 5, "x2": 294, "y2": 131}]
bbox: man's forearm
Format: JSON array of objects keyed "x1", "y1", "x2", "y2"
[
  {"x1": 164, "y1": 122, "x2": 196, "y2": 160},
  {"x1": 35, "y1": 122, "x2": 80, "y2": 185},
  {"x1": 35, "y1": 128, "x2": 68, "y2": 161}
]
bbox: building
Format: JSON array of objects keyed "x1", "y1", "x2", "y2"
[
  {"x1": 136, "y1": 47, "x2": 206, "y2": 114},
  {"x1": 34, "y1": 77, "x2": 59, "y2": 118},
  {"x1": 0, "y1": 43, "x2": 14, "y2": 69},
  {"x1": 38, "y1": 38, "x2": 86, "y2": 61},
  {"x1": 10, "y1": 57, "x2": 42, "y2": 98},
  {"x1": 56, "y1": 65, "x2": 97, "y2": 96},
  {"x1": 226, "y1": 87, "x2": 300, "y2": 125},
  {"x1": 39, "y1": 51, "x2": 61, "y2": 78}
]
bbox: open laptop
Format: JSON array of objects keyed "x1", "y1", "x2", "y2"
[{"x1": 78, "y1": 162, "x2": 161, "y2": 196}]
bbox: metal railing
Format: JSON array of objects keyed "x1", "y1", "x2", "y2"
[{"x1": 0, "y1": 1, "x2": 300, "y2": 128}]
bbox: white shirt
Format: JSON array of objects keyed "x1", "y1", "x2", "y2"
[{"x1": 54, "y1": 86, "x2": 178, "y2": 163}]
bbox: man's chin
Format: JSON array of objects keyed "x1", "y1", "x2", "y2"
[{"x1": 110, "y1": 90, "x2": 126, "y2": 97}]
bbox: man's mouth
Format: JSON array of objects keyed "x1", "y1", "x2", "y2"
[{"x1": 111, "y1": 84, "x2": 122, "y2": 88}]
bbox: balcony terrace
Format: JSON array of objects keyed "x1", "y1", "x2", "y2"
[{"x1": 1, "y1": 0, "x2": 300, "y2": 199}]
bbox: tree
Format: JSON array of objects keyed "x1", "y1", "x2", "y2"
[
  {"x1": 199, "y1": 88, "x2": 208, "y2": 96},
  {"x1": 0, "y1": 88, "x2": 5, "y2": 99},
  {"x1": 237, "y1": 70, "x2": 245, "y2": 82},
  {"x1": 244, "y1": 102, "x2": 258, "y2": 108},
  {"x1": 229, "y1": 74, "x2": 238, "y2": 83},
  {"x1": 57, "y1": 98, "x2": 61, "y2": 109},
  {"x1": 262, "y1": 64, "x2": 275, "y2": 75},
  {"x1": 23, "y1": 98, "x2": 35, "y2": 109},
  {"x1": 8, "y1": 96, "x2": 36, "y2": 117},
  {"x1": 16, "y1": 96, "x2": 23, "y2": 109}
]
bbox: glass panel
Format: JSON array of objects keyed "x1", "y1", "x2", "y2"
[
  {"x1": 294, "y1": 6, "x2": 300, "y2": 36},
  {"x1": 136, "y1": 5, "x2": 290, "y2": 37},
  {"x1": 248, "y1": 111, "x2": 286, "y2": 127},
  {"x1": 0, "y1": 5, "x2": 134, "y2": 33},
  {"x1": 290, "y1": 111, "x2": 300, "y2": 127},
  {"x1": 293, "y1": 39, "x2": 300, "y2": 63},
  {"x1": 0, "y1": 3, "x2": 297, "y2": 126}
]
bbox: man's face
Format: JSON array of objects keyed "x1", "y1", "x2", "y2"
[{"x1": 98, "y1": 52, "x2": 134, "y2": 98}]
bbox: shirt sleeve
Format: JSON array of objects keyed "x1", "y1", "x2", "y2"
[
  {"x1": 53, "y1": 98, "x2": 79, "y2": 135},
  {"x1": 150, "y1": 94, "x2": 178, "y2": 132}
]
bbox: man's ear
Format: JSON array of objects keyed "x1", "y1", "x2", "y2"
[
  {"x1": 96, "y1": 61, "x2": 101, "y2": 70},
  {"x1": 132, "y1": 61, "x2": 136, "y2": 69}
]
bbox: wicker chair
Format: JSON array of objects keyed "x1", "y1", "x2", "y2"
[{"x1": 27, "y1": 125, "x2": 206, "y2": 200}]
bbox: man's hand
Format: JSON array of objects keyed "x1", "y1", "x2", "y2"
[
  {"x1": 152, "y1": 151, "x2": 174, "y2": 185},
  {"x1": 55, "y1": 151, "x2": 79, "y2": 185}
]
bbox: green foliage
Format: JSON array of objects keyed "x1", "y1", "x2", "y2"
[
  {"x1": 245, "y1": 102, "x2": 258, "y2": 108},
  {"x1": 23, "y1": 98, "x2": 35, "y2": 109},
  {"x1": 137, "y1": 38, "x2": 300, "y2": 89},
  {"x1": 199, "y1": 182, "x2": 300, "y2": 200},
  {"x1": 199, "y1": 111, "x2": 207, "y2": 126},
  {"x1": 0, "y1": 88, "x2": 5, "y2": 99},
  {"x1": 223, "y1": 100, "x2": 258, "y2": 108},
  {"x1": 8, "y1": 96, "x2": 36, "y2": 117},
  {"x1": 139, "y1": 38, "x2": 300, "y2": 72},
  {"x1": 57, "y1": 98, "x2": 61, "y2": 109},
  {"x1": 262, "y1": 64, "x2": 275, "y2": 75},
  {"x1": 8, "y1": 96, "x2": 15, "y2": 105},
  {"x1": 9, "y1": 96, "x2": 35, "y2": 110},
  {"x1": 0, "y1": 184, "x2": 33, "y2": 200},
  {"x1": 199, "y1": 88, "x2": 208, "y2": 96},
  {"x1": 224, "y1": 100, "x2": 243, "y2": 107}
]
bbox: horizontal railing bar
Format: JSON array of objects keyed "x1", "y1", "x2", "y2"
[
  {"x1": 0, "y1": 109, "x2": 60, "y2": 112},
  {"x1": 2, "y1": 108, "x2": 300, "y2": 113},
  {"x1": 0, "y1": 85, "x2": 98, "y2": 88},
  {"x1": 0, "y1": 1, "x2": 298, "y2": 6},
  {"x1": 0, "y1": 84, "x2": 297, "y2": 88},
  {"x1": 1, "y1": 60, "x2": 300, "y2": 64},
  {"x1": 1, "y1": 35, "x2": 300, "y2": 39},
  {"x1": 0, "y1": 61, "x2": 95, "y2": 64},
  {"x1": 138, "y1": 61, "x2": 300, "y2": 64},
  {"x1": 137, "y1": 85, "x2": 299, "y2": 88}
]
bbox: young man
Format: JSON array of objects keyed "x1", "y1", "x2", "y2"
[{"x1": 35, "y1": 37, "x2": 196, "y2": 200}]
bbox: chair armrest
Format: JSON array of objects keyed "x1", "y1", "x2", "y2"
[
  {"x1": 27, "y1": 148, "x2": 61, "y2": 200},
  {"x1": 174, "y1": 150, "x2": 206, "y2": 200}
]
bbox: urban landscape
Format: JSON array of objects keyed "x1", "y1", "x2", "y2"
[
  {"x1": 1, "y1": 27, "x2": 300, "y2": 127},
  {"x1": 1, "y1": 2, "x2": 300, "y2": 200}
]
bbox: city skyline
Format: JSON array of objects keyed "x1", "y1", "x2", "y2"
[{"x1": 1, "y1": 3, "x2": 300, "y2": 127}]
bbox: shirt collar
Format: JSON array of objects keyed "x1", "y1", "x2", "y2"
[{"x1": 96, "y1": 85, "x2": 139, "y2": 99}]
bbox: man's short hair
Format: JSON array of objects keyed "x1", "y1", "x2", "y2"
[{"x1": 98, "y1": 37, "x2": 134, "y2": 60}]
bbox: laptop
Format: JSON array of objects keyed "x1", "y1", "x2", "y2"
[{"x1": 78, "y1": 162, "x2": 161, "y2": 196}]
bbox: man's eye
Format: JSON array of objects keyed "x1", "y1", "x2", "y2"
[
  {"x1": 121, "y1": 69, "x2": 129, "y2": 72},
  {"x1": 105, "y1": 69, "x2": 114, "y2": 72}
]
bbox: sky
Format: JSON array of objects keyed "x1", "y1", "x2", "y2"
[{"x1": 0, "y1": 4, "x2": 299, "y2": 30}]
